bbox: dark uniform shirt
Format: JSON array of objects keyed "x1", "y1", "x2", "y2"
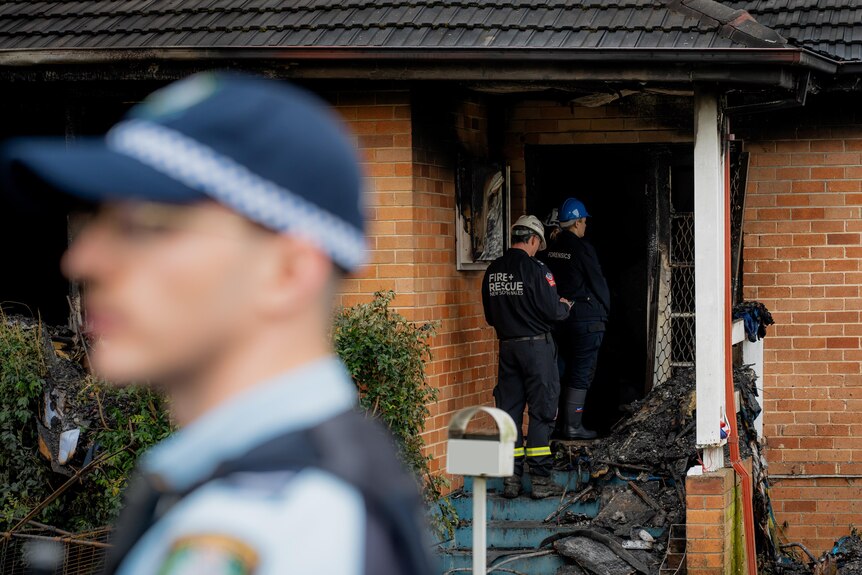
[
  {"x1": 482, "y1": 248, "x2": 570, "y2": 340},
  {"x1": 541, "y1": 229, "x2": 610, "y2": 323}
]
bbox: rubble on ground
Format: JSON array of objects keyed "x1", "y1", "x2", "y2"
[
  {"x1": 1, "y1": 313, "x2": 172, "y2": 533},
  {"x1": 771, "y1": 533, "x2": 862, "y2": 575},
  {"x1": 830, "y1": 534, "x2": 862, "y2": 574},
  {"x1": 4, "y1": 314, "x2": 98, "y2": 474},
  {"x1": 540, "y1": 364, "x2": 862, "y2": 575},
  {"x1": 543, "y1": 366, "x2": 766, "y2": 575}
]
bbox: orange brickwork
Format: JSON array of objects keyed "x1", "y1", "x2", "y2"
[
  {"x1": 411, "y1": 91, "x2": 498, "y2": 472},
  {"x1": 740, "y1": 101, "x2": 862, "y2": 553},
  {"x1": 332, "y1": 90, "x2": 416, "y2": 308},
  {"x1": 331, "y1": 90, "x2": 497, "y2": 478},
  {"x1": 686, "y1": 465, "x2": 750, "y2": 575}
]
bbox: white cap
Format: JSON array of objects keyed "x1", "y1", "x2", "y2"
[{"x1": 512, "y1": 214, "x2": 547, "y2": 251}]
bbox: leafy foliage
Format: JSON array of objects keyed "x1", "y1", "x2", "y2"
[
  {"x1": 0, "y1": 317, "x2": 50, "y2": 524},
  {"x1": 0, "y1": 315, "x2": 173, "y2": 530},
  {"x1": 3, "y1": 291, "x2": 456, "y2": 538},
  {"x1": 333, "y1": 290, "x2": 457, "y2": 539},
  {"x1": 66, "y1": 382, "x2": 173, "y2": 530}
]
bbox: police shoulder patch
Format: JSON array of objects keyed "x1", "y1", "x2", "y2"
[
  {"x1": 159, "y1": 534, "x2": 259, "y2": 575},
  {"x1": 545, "y1": 272, "x2": 556, "y2": 287}
]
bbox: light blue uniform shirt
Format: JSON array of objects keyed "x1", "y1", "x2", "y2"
[{"x1": 116, "y1": 357, "x2": 366, "y2": 575}]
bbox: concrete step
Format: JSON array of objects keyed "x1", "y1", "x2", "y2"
[
  {"x1": 438, "y1": 547, "x2": 565, "y2": 575},
  {"x1": 453, "y1": 521, "x2": 585, "y2": 549},
  {"x1": 451, "y1": 492, "x2": 600, "y2": 522},
  {"x1": 451, "y1": 521, "x2": 665, "y2": 550},
  {"x1": 463, "y1": 470, "x2": 590, "y2": 495}
]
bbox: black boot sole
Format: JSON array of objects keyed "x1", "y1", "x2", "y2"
[{"x1": 560, "y1": 431, "x2": 598, "y2": 440}]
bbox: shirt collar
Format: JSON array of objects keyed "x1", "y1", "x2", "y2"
[{"x1": 143, "y1": 356, "x2": 357, "y2": 490}]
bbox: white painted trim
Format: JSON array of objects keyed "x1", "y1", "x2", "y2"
[
  {"x1": 732, "y1": 318, "x2": 746, "y2": 345},
  {"x1": 703, "y1": 446, "x2": 724, "y2": 473},
  {"x1": 694, "y1": 90, "x2": 728, "y2": 452}
]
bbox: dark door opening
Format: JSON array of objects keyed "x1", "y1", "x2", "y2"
[
  {"x1": 0, "y1": 83, "x2": 137, "y2": 325},
  {"x1": 526, "y1": 143, "x2": 694, "y2": 432}
]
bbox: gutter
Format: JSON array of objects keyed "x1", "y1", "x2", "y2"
[
  {"x1": 0, "y1": 45, "x2": 843, "y2": 87},
  {"x1": 0, "y1": 45, "x2": 823, "y2": 67}
]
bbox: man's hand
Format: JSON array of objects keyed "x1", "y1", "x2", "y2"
[{"x1": 560, "y1": 297, "x2": 573, "y2": 310}]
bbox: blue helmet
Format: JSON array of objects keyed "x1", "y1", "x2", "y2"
[{"x1": 559, "y1": 197, "x2": 590, "y2": 224}]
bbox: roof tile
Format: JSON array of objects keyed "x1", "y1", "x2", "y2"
[
  {"x1": 0, "y1": 0, "x2": 858, "y2": 62},
  {"x1": 724, "y1": 0, "x2": 862, "y2": 61}
]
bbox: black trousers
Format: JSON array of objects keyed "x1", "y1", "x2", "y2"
[
  {"x1": 494, "y1": 335, "x2": 559, "y2": 477},
  {"x1": 557, "y1": 322, "x2": 605, "y2": 391}
]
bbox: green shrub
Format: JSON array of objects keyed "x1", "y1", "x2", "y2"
[
  {"x1": 3, "y1": 291, "x2": 457, "y2": 538},
  {"x1": 67, "y1": 382, "x2": 173, "y2": 529},
  {"x1": 0, "y1": 314, "x2": 173, "y2": 530},
  {"x1": 333, "y1": 290, "x2": 457, "y2": 539},
  {"x1": 0, "y1": 317, "x2": 50, "y2": 524}
]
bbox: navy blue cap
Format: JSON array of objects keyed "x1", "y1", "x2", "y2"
[{"x1": 1, "y1": 72, "x2": 366, "y2": 271}]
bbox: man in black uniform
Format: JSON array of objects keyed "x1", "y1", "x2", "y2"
[
  {"x1": 542, "y1": 198, "x2": 610, "y2": 440},
  {"x1": 482, "y1": 215, "x2": 571, "y2": 499}
]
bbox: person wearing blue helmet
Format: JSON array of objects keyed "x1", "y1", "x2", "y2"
[
  {"x1": 541, "y1": 197, "x2": 610, "y2": 439},
  {"x1": 1, "y1": 73, "x2": 435, "y2": 575}
]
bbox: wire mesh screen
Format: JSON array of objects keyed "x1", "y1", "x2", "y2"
[
  {"x1": 653, "y1": 218, "x2": 695, "y2": 384},
  {"x1": 668, "y1": 211, "x2": 696, "y2": 369},
  {"x1": 0, "y1": 529, "x2": 110, "y2": 575},
  {"x1": 653, "y1": 171, "x2": 695, "y2": 387},
  {"x1": 652, "y1": 145, "x2": 748, "y2": 387}
]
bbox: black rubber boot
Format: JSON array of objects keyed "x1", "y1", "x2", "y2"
[
  {"x1": 562, "y1": 389, "x2": 598, "y2": 440},
  {"x1": 502, "y1": 475, "x2": 523, "y2": 499},
  {"x1": 530, "y1": 475, "x2": 560, "y2": 499},
  {"x1": 552, "y1": 386, "x2": 568, "y2": 439}
]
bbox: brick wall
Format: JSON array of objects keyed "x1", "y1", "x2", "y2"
[
  {"x1": 331, "y1": 90, "x2": 416, "y2": 308},
  {"x1": 332, "y1": 89, "x2": 498, "y2": 478},
  {"x1": 686, "y1": 463, "x2": 751, "y2": 575},
  {"x1": 410, "y1": 90, "x2": 499, "y2": 473},
  {"x1": 739, "y1": 96, "x2": 862, "y2": 553}
]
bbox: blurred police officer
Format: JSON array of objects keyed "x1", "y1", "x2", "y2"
[
  {"x1": 542, "y1": 198, "x2": 610, "y2": 440},
  {"x1": 482, "y1": 215, "x2": 571, "y2": 499},
  {"x1": 2, "y1": 73, "x2": 434, "y2": 575}
]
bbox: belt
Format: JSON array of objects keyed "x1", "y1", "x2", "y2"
[{"x1": 501, "y1": 332, "x2": 550, "y2": 343}]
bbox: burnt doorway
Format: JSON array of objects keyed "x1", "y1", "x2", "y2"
[{"x1": 525, "y1": 143, "x2": 694, "y2": 432}]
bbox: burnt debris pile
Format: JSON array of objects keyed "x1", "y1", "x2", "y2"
[
  {"x1": 565, "y1": 366, "x2": 762, "y2": 477},
  {"x1": 775, "y1": 533, "x2": 862, "y2": 575},
  {"x1": 831, "y1": 534, "x2": 862, "y2": 574},
  {"x1": 544, "y1": 366, "x2": 765, "y2": 575}
]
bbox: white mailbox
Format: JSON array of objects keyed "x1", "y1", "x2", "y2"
[{"x1": 446, "y1": 406, "x2": 517, "y2": 478}]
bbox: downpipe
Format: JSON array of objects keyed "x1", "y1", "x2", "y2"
[{"x1": 724, "y1": 142, "x2": 759, "y2": 575}]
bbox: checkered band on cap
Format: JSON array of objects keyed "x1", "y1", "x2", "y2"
[{"x1": 106, "y1": 119, "x2": 367, "y2": 271}]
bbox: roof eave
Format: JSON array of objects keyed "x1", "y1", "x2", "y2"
[
  {"x1": 0, "y1": 46, "x2": 838, "y2": 85},
  {"x1": 0, "y1": 45, "x2": 816, "y2": 64}
]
